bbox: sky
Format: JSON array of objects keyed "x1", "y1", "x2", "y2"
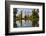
[{"x1": 16, "y1": 8, "x2": 33, "y2": 18}]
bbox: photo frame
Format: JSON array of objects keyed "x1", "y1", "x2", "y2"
[{"x1": 5, "y1": 1, "x2": 45, "y2": 35}]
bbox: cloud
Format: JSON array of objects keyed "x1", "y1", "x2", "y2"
[{"x1": 16, "y1": 8, "x2": 32, "y2": 16}]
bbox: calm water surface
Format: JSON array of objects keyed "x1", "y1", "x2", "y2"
[{"x1": 16, "y1": 20, "x2": 32, "y2": 27}]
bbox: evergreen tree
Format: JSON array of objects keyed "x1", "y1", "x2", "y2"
[
  {"x1": 29, "y1": 9, "x2": 39, "y2": 27},
  {"x1": 13, "y1": 8, "x2": 17, "y2": 27}
]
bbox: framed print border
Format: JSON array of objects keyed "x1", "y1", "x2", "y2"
[{"x1": 5, "y1": 1, "x2": 45, "y2": 35}]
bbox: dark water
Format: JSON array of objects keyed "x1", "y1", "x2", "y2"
[{"x1": 16, "y1": 20, "x2": 32, "y2": 27}]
